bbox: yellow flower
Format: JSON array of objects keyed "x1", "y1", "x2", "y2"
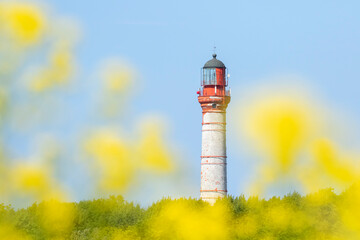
[
  {"x1": 240, "y1": 93, "x2": 316, "y2": 171},
  {"x1": 0, "y1": 2, "x2": 46, "y2": 45},
  {"x1": 0, "y1": 224, "x2": 31, "y2": 240},
  {"x1": 39, "y1": 200, "x2": 75, "y2": 238},
  {"x1": 312, "y1": 139, "x2": 359, "y2": 184},
  {"x1": 10, "y1": 164, "x2": 51, "y2": 196},
  {"x1": 29, "y1": 42, "x2": 75, "y2": 92},
  {"x1": 99, "y1": 59, "x2": 134, "y2": 93},
  {"x1": 85, "y1": 131, "x2": 136, "y2": 192},
  {"x1": 9, "y1": 162, "x2": 66, "y2": 201},
  {"x1": 137, "y1": 121, "x2": 174, "y2": 172},
  {"x1": 148, "y1": 200, "x2": 230, "y2": 240}
]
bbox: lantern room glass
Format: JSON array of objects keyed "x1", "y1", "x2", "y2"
[
  {"x1": 202, "y1": 68, "x2": 227, "y2": 86},
  {"x1": 203, "y1": 68, "x2": 216, "y2": 85}
]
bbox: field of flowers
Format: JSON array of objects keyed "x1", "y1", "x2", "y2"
[{"x1": 1, "y1": 186, "x2": 360, "y2": 239}]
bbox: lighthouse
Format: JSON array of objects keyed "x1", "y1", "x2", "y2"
[{"x1": 198, "y1": 54, "x2": 231, "y2": 204}]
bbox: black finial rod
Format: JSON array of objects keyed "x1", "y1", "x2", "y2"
[{"x1": 212, "y1": 53, "x2": 217, "y2": 58}]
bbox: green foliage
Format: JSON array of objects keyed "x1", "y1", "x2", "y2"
[{"x1": 0, "y1": 188, "x2": 358, "y2": 239}]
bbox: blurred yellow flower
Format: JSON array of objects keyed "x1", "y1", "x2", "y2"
[
  {"x1": 0, "y1": 2, "x2": 46, "y2": 45},
  {"x1": 99, "y1": 59, "x2": 134, "y2": 93},
  {"x1": 10, "y1": 164, "x2": 51, "y2": 197},
  {"x1": 138, "y1": 121, "x2": 174, "y2": 172},
  {"x1": 39, "y1": 200, "x2": 75, "y2": 238},
  {"x1": 312, "y1": 139, "x2": 359, "y2": 183},
  {"x1": 84, "y1": 118, "x2": 176, "y2": 194},
  {"x1": 241, "y1": 94, "x2": 316, "y2": 170},
  {"x1": 9, "y1": 162, "x2": 66, "y2": 201},
  {"x1": 29, "y1": 42, "x2": 75, "y2": 91},
  {"x1": 107, "y1": 69, "x2": 132, "y2": 92},
  {"x1": 236, "y1": 83, "x2": 348, "y2": 194},
  {"x1": 0, "y1": 224, "x2": 31, "y2": 240},
  {"x1": 85, "y1": 131, "x2": 136, "y2": 192},
  {"x1": 148, "y1": 200, "x2": 230, "y2": 240},
  {"x1": 340, "y1": 185, "x2": 360, "y2": 238}
]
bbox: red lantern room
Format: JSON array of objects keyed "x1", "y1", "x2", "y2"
[
  {"x1": 198, "y1": 54, "x2": 230, "y2": 97},
  {"x1": 197, "y1": 53, "x2": 230, "y2": 112}
]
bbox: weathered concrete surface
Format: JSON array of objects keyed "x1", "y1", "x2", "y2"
[{"x1": 200, "y1": 111, "x2": 228, "y2": 205}]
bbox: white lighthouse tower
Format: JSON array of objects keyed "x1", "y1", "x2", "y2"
[{"x1": 198, "y1": 54, "x2": 230, "y2": 204}]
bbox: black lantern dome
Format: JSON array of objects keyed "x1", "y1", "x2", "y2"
[{"x1": 203, "y1": 54, "x2": 225, "y2": 68}]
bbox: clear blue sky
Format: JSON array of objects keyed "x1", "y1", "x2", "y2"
[{"x1": 43, "y1": 0, "x2": 360, "y2": 204}]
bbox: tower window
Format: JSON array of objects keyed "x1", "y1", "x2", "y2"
[{"x1": 203, "y1": 68, "x2": 217, "y2": 85}]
